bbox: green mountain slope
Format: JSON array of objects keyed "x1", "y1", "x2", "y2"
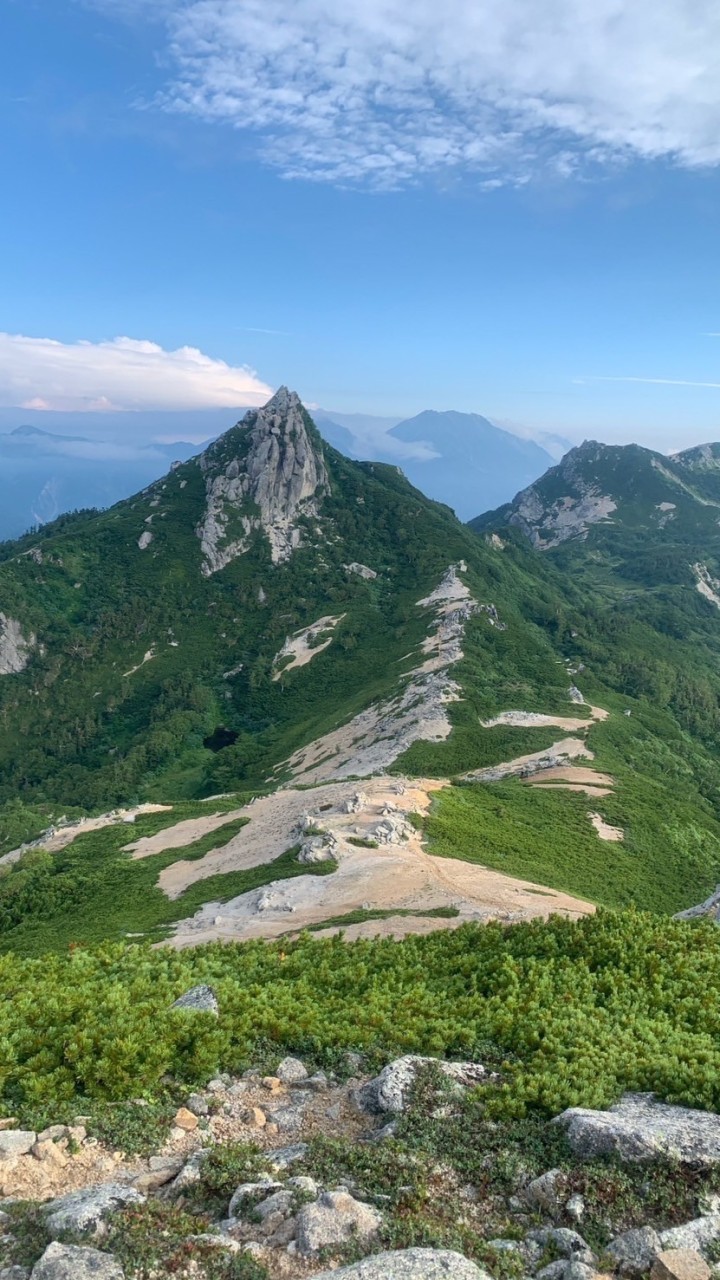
[{"x1": 0, "y1": 389, "x2": 574, "y2": 826}]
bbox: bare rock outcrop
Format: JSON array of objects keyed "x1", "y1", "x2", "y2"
[
  {"x1": 0, "y1": 614, "x2": 35, "y2": 675},
  {"x1": 310, "y1": 1250, "x2": 489, "y2": 1279},
  {"x1": 196, "y1": 387, "x2": 329, "y2": 574},
  {"x1": 675, "y1": 887, "x2": 720, "y2": 923}
]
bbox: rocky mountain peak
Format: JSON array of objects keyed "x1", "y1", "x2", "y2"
[{"x1": 196, "y1": 386, "x2": 330, "y2": 574}]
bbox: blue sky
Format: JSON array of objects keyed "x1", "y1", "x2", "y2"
[{"x1": 2, "y1": 0, "x2": 720, "y2": 452}]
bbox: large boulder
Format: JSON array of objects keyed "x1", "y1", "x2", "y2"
[
  {"x1": 170, "y1": 984, "x2": 218, "y2": 1015},
  {"x1": 308, "y1": 1249, "x2": 490, "y2": 1278},
  {"x1": 357, "y1": 1056, "x2": 492, "y2": 1114},
  {"x1": 31, "y1": 1243, "x2": 123, "y2": 1279},
  {"x1": 43, "y1": 1183, "x2": 144, "y2": 1237},
  {"x1": 555, "y1": 1094, "x2": 720, "y2": 1165},
  {"x1": 296, "y1": 1190, "x2": 383, "y2": 1255}
]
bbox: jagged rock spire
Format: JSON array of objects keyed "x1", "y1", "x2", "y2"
[{"x1": 197, "y1": 387, "x2": 330, "y2": 574}]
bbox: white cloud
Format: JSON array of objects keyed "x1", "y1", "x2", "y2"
[
  {"x1": 149, "y1": 0, "x2": 720, "y2": 186},
  {"x1": 0, "y1": 333, "x2": 273, "y2": 412}
]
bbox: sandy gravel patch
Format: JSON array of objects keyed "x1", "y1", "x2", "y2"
[
  {"x1": 526, "y1": 765, "x2": 613, "y2": 786},
  {"x1": 164, "y1": 774, "x2": 593, "y2": 948},
  {"x1": 0, "y1": 803, "x2": 173, "y2": 869},
  {"x1": 588, "y1": 812, "x2": 624, "y2": 841},
  {"x1": 126, "y1": 809, "x2": 247, "y2": 860},
  {"x1": 272, "y1": 614, "x2": 345, "y2": 680},
  {"x1": 156, "y1": 778, "x2": 443, "y2": 899},
  {"x1": 528, "y1": 782, "x2": 614, "y2": 796},
  {"x1": 481, "y1": 710, "x2": 592, "y2": 731}
]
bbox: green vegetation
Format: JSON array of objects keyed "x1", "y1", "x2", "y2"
[
  {"x1": 5, "y1": 912, "x2": 720, "y2": 1123},
  {"x1": 304, "y1": 905, "x2": 460, "y2": 931},
  {"x1": 0, "y1": 804, "x2": 335, "y2": 956}
]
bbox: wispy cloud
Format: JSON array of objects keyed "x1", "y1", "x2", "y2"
[
  {"x1": 582, "y1": 376, "x2": 720, "y2": 390},
  {"x1": 0, "y1": 334, "x2": 272, "y2": 411},
  {"x1": 123, "y1": 0, "x2": 720, "y2": 188}
]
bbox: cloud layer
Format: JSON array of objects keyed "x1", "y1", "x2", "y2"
[
  {"x1": 0, "y1": 334, "x2": 272, "y2": 412},
  {"x1": 156, "y1": 0, "x2": 720, "y2": 186}
]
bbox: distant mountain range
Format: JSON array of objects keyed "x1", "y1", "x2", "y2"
[
  {"x1": 0, "y1": 424, "x2": 203, "y2": 541},
  {"x1": 0, "y1": 405, "x2": 564, "y2": 538},
  {"x1": 314, "y1": 408, "x2": 559, "y2": 519}
]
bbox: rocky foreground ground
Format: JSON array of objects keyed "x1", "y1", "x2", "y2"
[{"x1": 3, "y1": 1040, "x2": 720, "y2": 1280}]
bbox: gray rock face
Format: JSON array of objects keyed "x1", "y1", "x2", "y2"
[
  {"x1": 170, "y1": 984, "x2": 219, "y2": 1015},
  {"x1": 0, "y1": 1130, "x2": 36, "y2": 1159},
  {"x1": 296, "y1": 1189, "x2": 382, "y2": 1254},
  {"x1": 675, "y1": 887, "x2": 720, "y2": 924},
  {"x1": 661, "y1": 1217, "x2": 720, "y2": 1255},
  {"x1": 308, "y1": 1249, "x2": 489, "y2": 1279},
  {"x1": 508, "y1": 448, "x2": 617, "y2": 550},
  {"x1": 197, "y1": 387, "x2": 329, "y2": 574},
  {"x1": 43, "y1": 1183, "x2": 144, "y2": 1236},
  {"x1": 31, "y1": 1243, "x2": 124, "y2": 1279},
  {"x1": 608, "y1": 1226, "x2": 663, "y2": 1274},
  {"x1": 357, "y1": 1055, "x2": 492, "y2": 1114},
  {"x1": 555, "y1": 1093, "x2": 720, "y2": 1165},
  {"x1": 0, "y1": 614, "x2": 35, "y2": 676}
]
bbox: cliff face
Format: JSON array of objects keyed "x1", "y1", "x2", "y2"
[
  {"x1": 0, "y1": 613, "x2": 35, "y2": 675},
  {"x1": 196, "y1": 387, "x2": 330, "y2": 574}
]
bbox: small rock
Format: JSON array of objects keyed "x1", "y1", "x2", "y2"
[
  {"x1": 170, "y1": 985, "x2": 219, "y2": 1016},
  {"x1": 32, "y1": 1140, "x2": 68, "y2": 1167},
  {"x1": 523, "y1": 1168, "x2": 565, "y2": 1214},
  {"x1": 266, "y1": 1101, "x2": 308, "y2": 1132},
  {"x1": 0, "y1": 1119, "x2": 19, "y2": 1132},
  {"x1": 44, "y1": 1183, "x2": 145, "y2": 1237},
  {"x1": 31, "y1": 1242, "x2": 124, "y2": 1279},
  {"x1": 276, "y1": 1056, "x2": 308, "y2": 1084},
  {"x1": 228, "y1": 1179, "x2": 283, "y2": 1219},
  {"x1": 266, "y1": 1216, "x2": 297, "y2": 1247},
  {"x1": 206, "y1": 1078, "x2": 226, "y2": 1093},
  {"x1": 169, "y1": 1127, "x2": 185, "y2": 1142},
  {"x1": 528, "y1": 1228, "x2": 595, "y2": 1265},
  {"x1": 536, "y1": 1264, "x2": 571, "y2": 1280},
  {"x1": 173, "y1": 1107, "x2": 198, "y2": 1131},
  {"x1": 309, "y1": 1248, "x2": 489, "y2": 1278},
  {"x1": 134, "y1": 1156, "x2": 184, "y2": 1193},
  {"x1": 170, "y1": 1149, "x2": 210, "y2": 1191},
  {"x1": 608, "y1": 1226, "x2": 663, "y2": 1275},
  {"x1": 257, "y1": 1190, "x2": 294, "y2": 1221},
  {"x1": 37, "y1": 1126, "x2": 68, "y2": 1143},
  {"x1": 652, "y1": 1250, "x2": 712, "y2": 1280},
  {"x1": 306, "y1": 1071, "x2": 329, "y2": 1090},
  {"x1": 186, "y1": 1093, "x2": 209, "y2": 1117},
  {"x1": 0, "y1": 1267, "x2": 30, "y2": 1279},
  {"x1": 296, "y1": 1189, "x2": 383, "y2": 1254},
  {"x1": 357, "y1": 1056, "x2": 493, "y2": 1114},
  {"x1": 0, "y1": 1131, "x2": 36, "y2": 1160},
  {"x1": 566, "y1": 1193, "x2": 586, "y2": 1223},
  {"x1": 288, "y1": 1175, "x2": 318, "y2": 1196},
  {"x1": 242, "y1": 1107, "x2": 267, "y2": 1129},
  {"x1": 265, "y1": 1143, "x2": 309, "y2": 1172},
  {"x1": 262, "y1": 1076, "x2": 283, "y2": 1094}
]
